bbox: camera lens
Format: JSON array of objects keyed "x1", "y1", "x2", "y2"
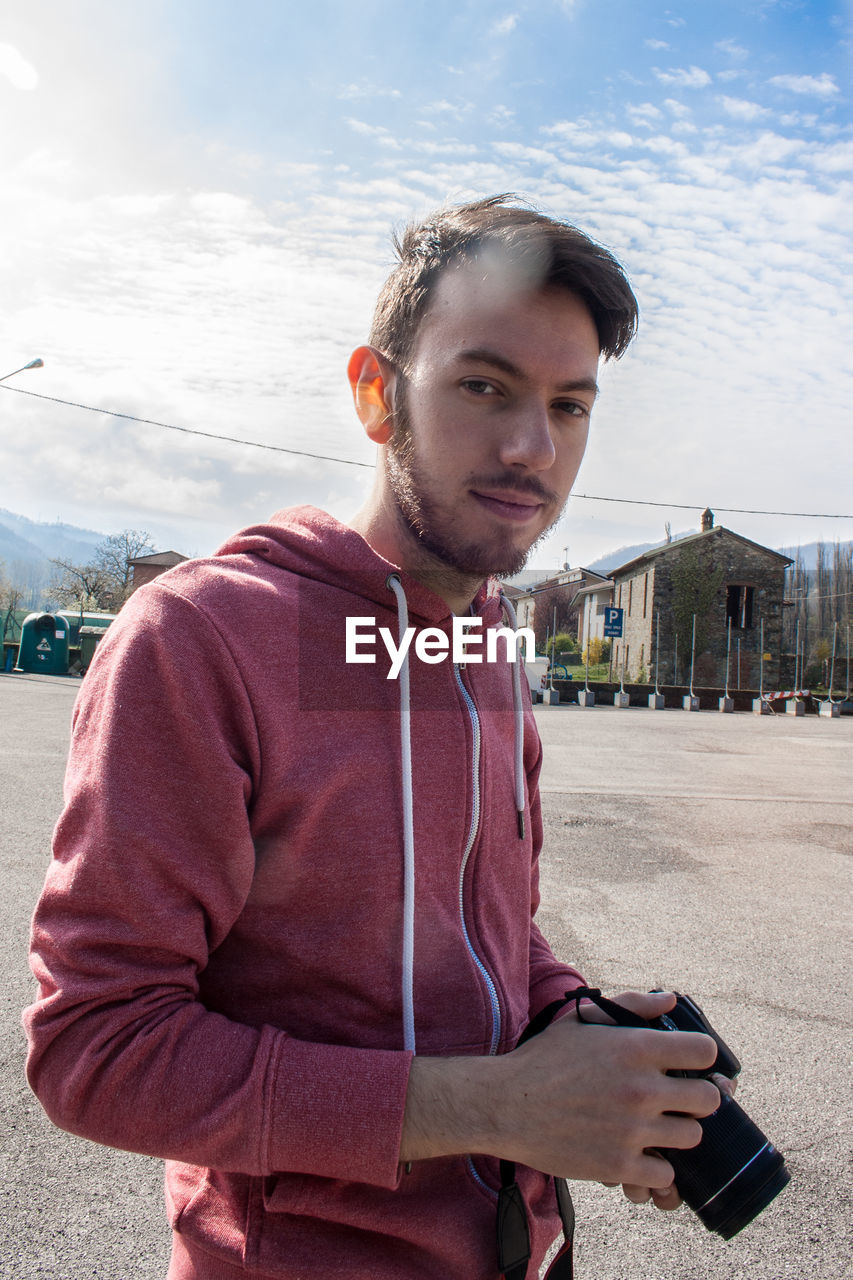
[{"x1": 664, "y1": 1093, "x2": 791, "y2": 1239}]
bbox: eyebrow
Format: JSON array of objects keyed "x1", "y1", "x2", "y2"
[{"x1": 454, "y1": 347, "x2": 600, "y2": 399}]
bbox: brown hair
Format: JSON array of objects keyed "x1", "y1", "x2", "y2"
[{"x1": 369, "y1": 193, "x2": 638, "y2": 370}]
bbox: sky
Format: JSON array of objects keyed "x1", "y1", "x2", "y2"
[{"x1": 1, "y1": 0, "x2": 851, "y2": 569}]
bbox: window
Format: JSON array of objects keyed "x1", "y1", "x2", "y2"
[
  {"x1": 643, "y1": 572, "x2": 648, "y2": 619},
  {"x1": 726, "y1": 584, "x2": 755, "y2": 630}
]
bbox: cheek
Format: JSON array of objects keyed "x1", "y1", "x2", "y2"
[{"x1": 559, "y1": 426, "x2": 589, "y2": 475}]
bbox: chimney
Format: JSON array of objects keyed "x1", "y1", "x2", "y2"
[{"x1": 701, "y1": 507, "x2": 714, "y2": 532}]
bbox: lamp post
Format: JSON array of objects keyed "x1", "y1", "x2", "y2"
[{"x1": 0, "y1": 358, "x2": 44, "y2": 383}]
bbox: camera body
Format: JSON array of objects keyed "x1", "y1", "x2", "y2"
[{"x1": 649, "y1": 992, "x2": 790, "y2": 1239}]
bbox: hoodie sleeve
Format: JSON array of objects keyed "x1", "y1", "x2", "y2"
[{"x1": 23, "y1": 584, "x2": 410, "y2": 1188}]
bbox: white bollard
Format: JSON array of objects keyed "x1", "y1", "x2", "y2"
[
  {"x1": 786, "y1": 700, "x2": 805, "y2": 717},
  {"x1": 614, "y1": 691, "x2": 631, "y2": 709},
  {"x1": 577, "y1": 689, "x2": 595, "y2": 707},
  {"x1": 718, "y1": 697, "x2": 734, "y2": 713},
  {"x1": 682, "y1": 695, "x2": 700, "y2": 712},
  {"x1": 648, "y1": 693, "x2": 665, "y2": 710},
  {"x1": 753, "y1": 698, "x2": 771, "y2": 716},
  {"x1": 819, "y1": 701, "x2": 840, "y2": 718}
]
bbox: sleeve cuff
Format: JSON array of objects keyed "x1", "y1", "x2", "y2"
[{"x1": 268, "y1": 1038, "x2": 413, "y2": 1189}]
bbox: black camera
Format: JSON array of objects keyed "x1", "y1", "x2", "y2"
[{"x1": 638, "y1": 991, "x2": 790, "y2": 1238}]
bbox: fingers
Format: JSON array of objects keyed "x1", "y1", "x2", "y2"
[
  {"x1": 663, "y1": 1075, "x2": 721, "y2": 1122},
  {"x1": 579, "y1": 989, "x2": 677, "y2": 1026},
  {"x1": 650, "y1": 1183, "x2": 682, "y2": 1211},
  {"x1": 712, "y1": 1071, "x2": 737, "y2": 1099}
]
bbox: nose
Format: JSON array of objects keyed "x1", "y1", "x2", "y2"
[{"x1": 496, "y1": 397, "x2": 557, "y2": 472}]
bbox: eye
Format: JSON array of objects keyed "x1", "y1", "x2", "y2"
[
  {"x1": 555, "y1": 400, "x2": 590, "y2": 419},
  {"x1": 461, "y1": 378, "x2": 500, "y2": 396}
]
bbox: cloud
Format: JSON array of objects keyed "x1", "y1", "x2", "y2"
[
  {"x1": 717, "y1": 96, "x2": 771, "y2": 122},
  {"x1": 491, "y1": 14, "x2": 519, "y2": 35},
  {"x1": 663, "y1": 98, "x2": 692, "y2": 119},
  {"x1": 626, "y1": 102, "x2": 663, "y2": 129},
  {"x1": 0, "y1": 42, "x2": 38, "y2": 91},
  {"x1": 653, "y1": 66, "x2": 712, "y2": 89},
  {"x1": 344, "y1": 118, "x2": 402, "y2": 149},
  {"x1": 488, "y1": 104, "x2": 515, "y2": 126},
  {"x1": 337, "y1": 82, "x2": 402, "y2": 101},
  {"x1": 715, "y1": 38, "x2": 748, "y2": 59},
  {"x1": 644, "y1": 39, "x2": 669, "y2": 50},
  {"x1": 768, "y1": 73, "x2": 839, "y2": 97}
]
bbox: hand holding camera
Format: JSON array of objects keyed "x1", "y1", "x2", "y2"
[{"x1": 566, "y1": 987, "x2": 790, "y2": 1238}]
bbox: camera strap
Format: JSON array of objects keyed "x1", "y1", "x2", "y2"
[{"x1": 497, "y1": 987, "x2": 649, "y2": 1280}]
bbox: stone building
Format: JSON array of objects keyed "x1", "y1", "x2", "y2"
[{"x1": 577, "y1": 510, "x2": 791, "y2": 687}]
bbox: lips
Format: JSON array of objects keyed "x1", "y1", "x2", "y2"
[{"x1": 470, "y1": 490, "x2": 545, "y2": 522}]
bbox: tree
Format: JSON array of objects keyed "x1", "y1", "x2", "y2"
[
  {"x1": 831, "y1": 540, "x2": 852, "y2": 635},
  {"x1": 532, "y1": 583, "x2": 581, "y2": 652},
  {"x1": 50, "y1": 529, "x2": 155, "y2": 612},
  {"x1": 583, "y1": 636, "x2": 610, "y2": 666},
  {"x1": 94, "y1": 530, "x2": 156, "y2": 608},
  {"x1": 0, "y1": 563, "x2": 25, "y2": 644}
]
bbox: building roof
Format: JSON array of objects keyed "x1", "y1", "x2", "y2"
[
  {"x1": 500, "y1": 568, "x2": 562, "y2": 589},
  {"x1": 128, "y1": 551, "x2": 189, "y2": 568},
  {"x1": 573, "y1": 578, "x2": 615, "y2": 599},
  {"x1": 508, "y1": 567, "x2": 611, "y2": 600},
  {"x1": 607, "y1": 526, "x2": 792, "y2": 579}
]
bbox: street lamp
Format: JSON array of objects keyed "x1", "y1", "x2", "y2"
[{"x1": 0, "y1": 358, "x2": 44, "y2": 383}]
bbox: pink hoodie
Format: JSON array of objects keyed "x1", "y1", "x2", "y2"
[{"x1": 24, "y1": 506, "x2": 585, "y2": 1278}]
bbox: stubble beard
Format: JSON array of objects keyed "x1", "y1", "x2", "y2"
[{"x1": 385, "y1": 378, "x2": 563, "y2": 582}]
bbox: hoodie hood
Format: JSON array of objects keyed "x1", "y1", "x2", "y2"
[{"x1": 215, "y1": 505, "x2": 506, "y2": 627}]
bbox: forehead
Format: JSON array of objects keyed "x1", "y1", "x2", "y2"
[{"x1": 410, "y1": 263, "x2": 601, "y2": 379}]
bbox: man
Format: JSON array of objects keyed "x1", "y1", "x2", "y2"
[{"x1": 25, "y1": 196, "x2": 719, "y2": 1279}]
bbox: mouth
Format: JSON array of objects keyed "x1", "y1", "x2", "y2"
[{"x1": 470, "y1": 489, "x2": 547, "y2": 523}]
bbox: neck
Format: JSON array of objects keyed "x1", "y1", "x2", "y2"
[{"x1": 349, "y1": 493, "x2": 485, "y2": 614}]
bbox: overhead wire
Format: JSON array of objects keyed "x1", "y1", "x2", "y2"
[{"x1": 2, "y1": 382, "x2": 851, "y2": 520}]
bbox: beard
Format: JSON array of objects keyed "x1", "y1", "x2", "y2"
[{"x1": 385, "y1": 376, "x2": 563, "y2": 580}]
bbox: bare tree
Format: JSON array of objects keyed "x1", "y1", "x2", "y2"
[
  {"x1": 831, "y1": 540, "x2": 852, "y2": 633},
  {"x1": 0, "y1": 563, "x2": 25, "y2": 644},
  {"x1": 815, "y1": 542, "x2": 832, "y2": 640},
  {"x1": 49, "y1": 559, "x2": 110, "y2": 611},
  {"x1": 95, "y1": 530, "x2": 155, "y2": 608},
  {"x1": 50, "y1": 529, "x2": 155, "y2": 613}
]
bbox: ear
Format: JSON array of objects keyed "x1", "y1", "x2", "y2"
[{"x1": 347, "y1": 346, "x2": 396, "y2": 445}]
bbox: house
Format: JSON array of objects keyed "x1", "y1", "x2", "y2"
[
  {"x1": 575, "y1": 576, "x2": 615, "y2": 648},
  {"x1": 507, "y1": 566, "x2": 611, "y2": 635},
  {"x1": 578, "y1": 510, "x2": 792, "y2": 686},
  {"x1": 127, "y1": 550, "x2": 189, "y2": 594}
]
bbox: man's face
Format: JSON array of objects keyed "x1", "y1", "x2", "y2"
[{"x1": 384, "y1": 266, "x2": 601, "y2": 579}]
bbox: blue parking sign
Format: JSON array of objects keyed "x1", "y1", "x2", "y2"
[{"x1": 603, "y1": 607, "x2": 624, "y2": 638}]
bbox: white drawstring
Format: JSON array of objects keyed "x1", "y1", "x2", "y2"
[{"x1": 386, "y1": 574, "x2": 416, "y2": 1055}]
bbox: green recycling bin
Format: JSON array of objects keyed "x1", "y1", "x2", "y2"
[
  {"x1": 79, "y1": 625, "x2": 110, "y2": 672},
  {"x1": 15, "y1": 613, "x2": 70, "y2": 674}
]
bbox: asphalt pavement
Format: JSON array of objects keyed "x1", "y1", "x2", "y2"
[{"x1": 2, "y1": 672, "x2": 851, "y2": 1280}]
